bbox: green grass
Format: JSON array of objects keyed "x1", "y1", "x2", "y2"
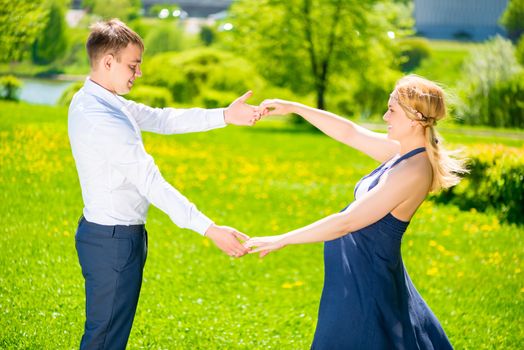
[
  {"x1": 0, "y1": 101, "x2": 523, "y2": 349},
  {"x1": 414, "y1": 40, "x2": 479, "y2": 88}
]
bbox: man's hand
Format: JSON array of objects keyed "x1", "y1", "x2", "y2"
[
  {"x1": 224, "y1": 91, "x2": 261, "y2": 126},
  {"x1": 205, "y1": 224, "x2": 250, "y2": 258}
]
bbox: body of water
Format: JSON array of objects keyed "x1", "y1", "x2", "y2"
[{"x1": 19, "y1": 78, "x2": 79, "y2": 105}]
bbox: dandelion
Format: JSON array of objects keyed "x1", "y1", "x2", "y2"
[{"x1": 426, "y1": 267, "x2": 439, "y2": 276}]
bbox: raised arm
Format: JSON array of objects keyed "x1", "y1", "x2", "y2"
[
  {"x1": 260, "y1": 99, "x2": 399, "y2": 163},
  {"x1": 121, "y1": 91, "x2": 260, "y2": 134}
]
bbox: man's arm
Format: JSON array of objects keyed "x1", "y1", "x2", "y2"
[{"x1": 121, "y1": 91, "x2": 260, "y2": 134}]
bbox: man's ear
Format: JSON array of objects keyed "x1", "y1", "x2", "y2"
[{"x1": 101, "y1": 54, "x2": 114, "y2": 71}]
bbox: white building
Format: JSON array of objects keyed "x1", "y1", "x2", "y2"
[{"x1": 414, "y1": 0, "x2": 509, "y2": 40}]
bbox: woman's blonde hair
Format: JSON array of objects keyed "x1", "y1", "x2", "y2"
[{"x1": 392, "y1": 74, "x2": 467, "y2": 192}]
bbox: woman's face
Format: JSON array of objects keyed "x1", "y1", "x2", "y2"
[{"x1": 383, "y1": 96, "x2": 413, "y2": 141}]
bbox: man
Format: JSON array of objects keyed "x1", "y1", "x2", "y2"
[{"x1": 68, "y1": 19, "x2": 260, "y2": 349}]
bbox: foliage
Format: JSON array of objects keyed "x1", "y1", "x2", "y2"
[
  {"x1": 433, "y1": 144, "x2": 524, "y2": 224},
  {"x1": 127, "y1": 84, "x2": 173, "y2": 108},
  {"x1": 0, "y1": 101, "x2": 523, "y2": 349},
  {"x1": 398, "y1": 37, "x2": 431, "y2": 72},
  {"x1": 200, "y1": 25, "x2": 216, "y2": 47},
  {"x1": 227, "y1": 0, "x2": 410, "y2": 113},
  {"x1": 455, "y1": 36, "x2": 523, "y2": 127},
  {"x1": 0, "y1": 0, "x2": 48, "y2": 62},
  {"x1": 0, "y1": 75, "x2": 22, "y2": 101},
  {"x1": 144, "y1": 21, "x2": 185, "y2": 56},
  {"x1": 516, "y1": 35, "x2": 524, "y2": 66},
  {"x1": 32, "y1": 1, "x2": 68, "y2": 65},
  {"x1": 86, "y1": 0, "x2": 142, "y2": 21},
  {"x1": 141, "y1": 48, "x2": 267, "y2": 105},
  {"x1": 500, "y1": 0, "x2": 524, "y2": 41}
]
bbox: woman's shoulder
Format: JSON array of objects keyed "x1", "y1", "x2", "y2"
[{"x1": 389, "y1": 155, "x2": 432, "y2": 187}]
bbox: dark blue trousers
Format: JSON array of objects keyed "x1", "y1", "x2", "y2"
[{"x1": 75, "y1": 217, "x2": 147, "y2": 350}]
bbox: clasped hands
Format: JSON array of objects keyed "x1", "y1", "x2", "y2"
[
  {"x1": 223, "y1": 91, "x2": 291, "y2": 126},
  {"x1": 205, "y1": 224, "x2": 285, "y2": 258}
]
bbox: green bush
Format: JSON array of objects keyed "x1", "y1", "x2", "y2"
[
  {"x1": 500, "y1": 0, "x2": 524, "y2": 41},
  {"x1": 516, "y1": 35, "x2": 524, "y2": 65},
  {"x1": 456, "y1": 36, "x2": 523, "y2": 127},
  {"x1": 127, "y1": 84, "x2": 173, "y2": 107},
  {"x1": 32, "y1": 1, "x2": 68, "y2": 65},
  {"x1": 144, "y1": 21, "x2": 185, "y2": 56},
  {"x1": 196, "y1": 88, "x2": 238, "y2": 109},
  {"x1": 398, "y1": 37, "x2": 431, "y2": 72},
  {"x1": 0, "y1": 75, "x2": 22, "y2": 101},
  {"x1": 141, "y1": 48, "x2": 267, "y2": 105},
  {"x1": 486, "y1": 72, "x2": 524, "y2": 128},
  {"x1": 433, "y1": 144, "x2": 524, "y2": 224}
]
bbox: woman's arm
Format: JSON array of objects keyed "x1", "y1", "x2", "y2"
[
  {"x1": 245, "y1": 163, "x2": 426, "y2": 256},
  {"x1": 260, "y1": 99, "x2": 399, "y2": 162}
]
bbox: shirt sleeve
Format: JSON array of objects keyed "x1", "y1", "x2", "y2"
[
  {"x1": 120, "y1": 97, "x2": 227, "y2": 134},
  {"x1": 92, "y1": 118, "x2": 213, "y2": 235}
]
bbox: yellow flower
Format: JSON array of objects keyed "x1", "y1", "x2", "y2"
[
  {"x1": 429, "y1": 240, "x2": 437, "y2": 247},
  {"x1": 426, "y1": 267, "x2": 439, "y2": 276}
]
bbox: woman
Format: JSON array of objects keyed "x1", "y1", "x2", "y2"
[{"x1": 246, "y1": 75, "x2": 465, "y2": 349}]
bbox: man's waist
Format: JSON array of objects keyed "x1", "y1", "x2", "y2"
[{"x1": 78, "y1": 215, "x2": 145, "y2": 236}]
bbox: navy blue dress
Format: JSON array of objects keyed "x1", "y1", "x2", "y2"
[{"x1": 311, "y1": 147, "x2": 453, "y2": 350}]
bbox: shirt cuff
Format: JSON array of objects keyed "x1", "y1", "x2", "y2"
[
  {"x1": 207, "y1": 108, "x2": 227, "y2": 129},
  {"x1": 189, "y1": 210, "x2": 214, "y2": 236}
]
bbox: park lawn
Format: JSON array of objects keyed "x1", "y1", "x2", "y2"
[
  {"x1": 414, "y1": 40, "x2": 479, "y2": 88},
  {"x1": 0, "y1": 101, "x2": 523, "y2": 349}
]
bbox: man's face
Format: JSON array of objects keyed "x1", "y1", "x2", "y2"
[{"x1": 107, "y1": 43, "x2": 143, "y2": 95}]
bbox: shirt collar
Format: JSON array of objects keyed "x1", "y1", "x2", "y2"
[{"x1": 83, "y1": 77, "x2": 126, "y2": 109}]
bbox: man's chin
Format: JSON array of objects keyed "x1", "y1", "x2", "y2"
[{"x1": 117, "y1": 88, "x2": 131, "y2": 96}]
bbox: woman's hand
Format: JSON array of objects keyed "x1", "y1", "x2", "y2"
[
  {"x1": 259, "y1": 99, "x2": 297, "y2": 117},
  {"x1": 244, "y1": 235, "x2": 287, "y2": 258}
]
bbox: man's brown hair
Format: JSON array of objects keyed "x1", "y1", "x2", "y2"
[{"x1": 86, "y1": 19, "x2": 144, "y2": 67}]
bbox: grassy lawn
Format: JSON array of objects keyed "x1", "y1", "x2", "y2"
[
  {"x1": 0, "y1": 101, "x2": 523, "y2": 349},
  {"x1": 414, "y1": 40, "x2": 479, "y2": 88}
]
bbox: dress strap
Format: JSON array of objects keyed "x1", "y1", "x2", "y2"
[
  {"x1": 366, "y1": 147, "x2": 426, "y2": 191},
  {"x1": 389, "y1": 147, "x2": 426, "y2": 169}
]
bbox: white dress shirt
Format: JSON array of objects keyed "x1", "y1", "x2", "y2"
[{"x1": 68, "y1": 78, "x2": 226, "y2": 235}]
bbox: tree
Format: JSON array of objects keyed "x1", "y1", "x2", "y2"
[
  {"x1": 500, "y1": 0, "x2": 524, "y2": 41},
  {"x1": 144, "y1": 22, "x2": 185, "y2": 56},
  {"x1": 32, "y1": 1, "x2": 68, "y2": 65},
  {"x1": 227, "y1": 0, "x2": 408, "y2": 112},
  {"x1": 0, "y1": 0, "x2": 47, "y2": 62}
]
